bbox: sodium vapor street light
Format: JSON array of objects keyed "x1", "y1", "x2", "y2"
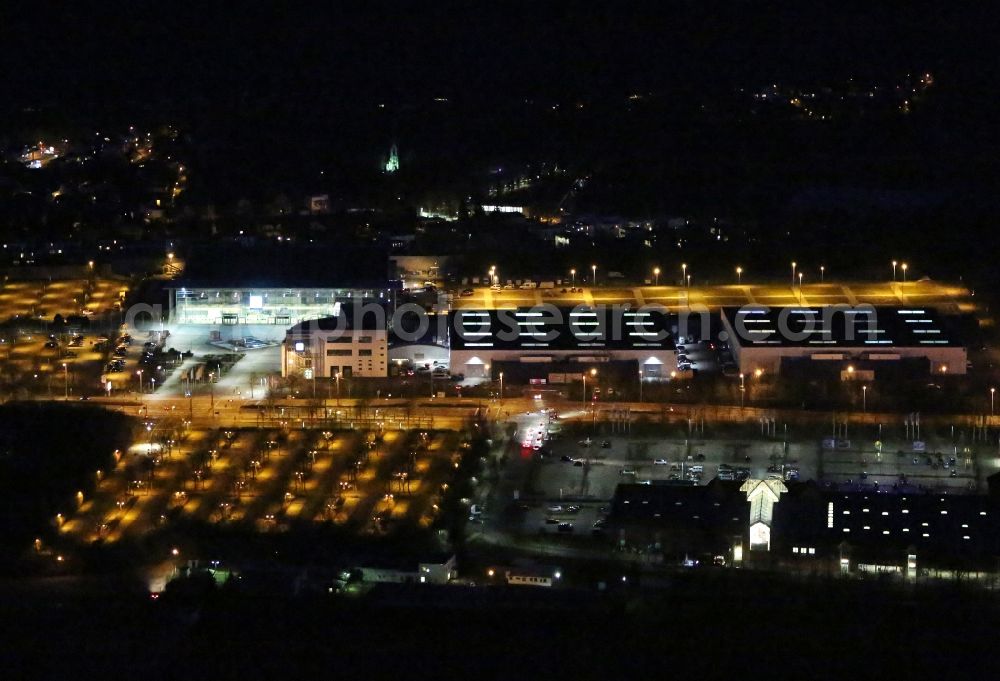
[
  {"x1": 736, "y1": 266, "x2": 742, "y2": 284},
  {"x1": 591, "y1": 264, "x2": 597, "y2": 286},
  {"x1": 653, "y1": 267, "x2": 660, "y2": 286},
  {"x1": 582, "y1": 367, "x2": 597, "y2": 406}
]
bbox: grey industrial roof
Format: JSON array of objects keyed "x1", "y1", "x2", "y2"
[
  {"x1": 722, "y1": 306, "x2": 962, "y2": 348},
  {"x1": 449, "y1": 306, "x2": 675, "y2": 351}
]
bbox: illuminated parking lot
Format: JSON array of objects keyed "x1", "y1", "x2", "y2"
[{"x1": 56, "y1": 424, "x2": 464, "y2": 547}]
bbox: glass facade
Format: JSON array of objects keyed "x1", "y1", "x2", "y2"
[{"x1": 171, "y1": 287, "x2": 389, "y2": 325}]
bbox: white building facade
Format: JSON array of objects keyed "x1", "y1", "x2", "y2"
[{"x1": 282, "y1": 316, "x2": 388, "y2": 379}]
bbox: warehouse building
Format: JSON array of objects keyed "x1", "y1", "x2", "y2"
[
  {"x1": 720, "y1": 305, "x2": 967, "y2": 376},
  {"x1": 448, "y1": 305, "x2": 676, "y2": 381}
]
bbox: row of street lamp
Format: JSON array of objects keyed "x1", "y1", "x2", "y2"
[{"x1": 548, "y1": 261, "x2": 914, "y2": 288}]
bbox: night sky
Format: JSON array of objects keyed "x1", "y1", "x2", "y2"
[{"x1": 3, "y1": 2, "x2": 991, "y2": 113}]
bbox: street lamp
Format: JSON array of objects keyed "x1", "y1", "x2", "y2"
[
  {"x1": 791, "y1": 261, "x2": 796, "y2": 287},
  {"x1": 638, "y1": 370, "x2": 643, "y2": 402},
  {"x1": 591, "y1": 264, "x2": 597, "y2": 286},
  {"x1": 582, "y1": 368, "x2": 596, "y2": 406},
  {"x1": 499, "y1": 371, "x2": 504, "y2": 402},
  {"x1": 736, "y1": 266, "x2": 742, "y2": 284},
  {"x1": 991, "y1": 387, "x2": 995, "y2": 416},
  {"x1": 653, "y1": 267, "x2": 660, "y2": 286},
  {"x1": 62, "y1": 362, "x2": 68, "y2": 399},
  {"x1": 136, "y1": 369, "x2": 143, "y2": 394},
  {"x1": 892, "y1": 261, "x2": 898, "y2": 281},
  {"x1": 901, "y1": 263, "x2": 908, "y2": 283},
  {"x1": 820, "y1": 265, "x2": 825, "y2": 283},
  {"x1": 682, "y1": 263, "x2": 687, "y2": 285},
  {"x1": 739, "y1": 373, "x2": 745, "y2": 409},
  {"x1": 570, "y1": 268, "x2": 576, "y2": 286},
  {"x1": 862, "y1": 385, "x2": 867, "y2": 413}
]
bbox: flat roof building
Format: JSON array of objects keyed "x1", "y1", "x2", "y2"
[
  {"x1": 281, "y1": 305, "x2": 388, "y2": 379},
  {"x1": 721, "y1": 305, "x2": 967, "y2": 375},
  {"x1": 448, "y1": 306, "x2": 676, "y2": 380},
  {"x1": 170, "y1": 244, "x2": 395, "y2": 327},
  {"x1": 609, "y1": 480, "x2": 1000, "y2": 578}
]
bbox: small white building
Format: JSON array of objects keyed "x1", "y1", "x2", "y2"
[
  {"x1": 356, "y1": 554, "x2": 456, "y2": 585},
  {"x1": 281, "y1": 309, "x2": 388, "y2": 379}
]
